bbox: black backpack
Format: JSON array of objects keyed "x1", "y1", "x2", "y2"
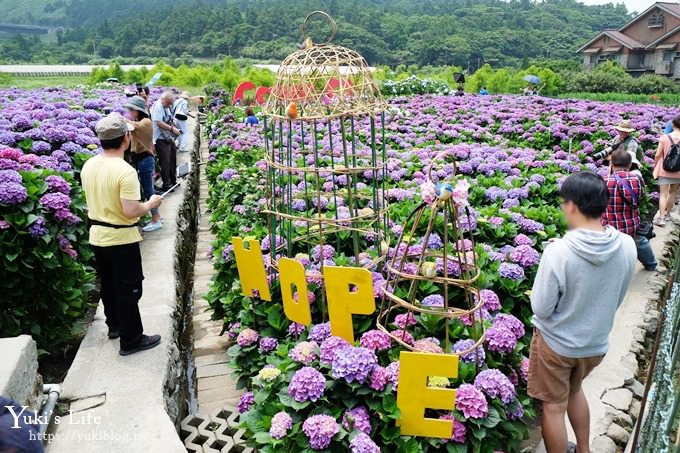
[{"x1": 663, "y1": 135, "x2": 680, "y2": 172}]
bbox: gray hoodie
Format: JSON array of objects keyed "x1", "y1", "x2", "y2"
[{"x1": 531, "y1": 226, "x2": 636, "y2": 358}]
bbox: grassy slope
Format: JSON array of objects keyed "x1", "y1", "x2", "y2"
[{"x1": 0, "y1": 75, "x2": 89, "y2": 88}]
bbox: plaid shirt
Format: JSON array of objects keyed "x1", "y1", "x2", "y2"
[{"x1": 602, "y1": 170, "x2": 643, "y2": 236}]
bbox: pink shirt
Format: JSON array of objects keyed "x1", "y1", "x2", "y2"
[{"x1": 654, "y1": 133, "x2": 680, "y2": 179}]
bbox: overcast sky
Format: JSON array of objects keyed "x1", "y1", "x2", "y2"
[{"x1": 579, "y1": 0, "x2": 654, "y2": 14}]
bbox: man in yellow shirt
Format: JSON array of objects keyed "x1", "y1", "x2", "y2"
[{"x1": 81, "y1": 114, "x2": 164, "y2": 356}]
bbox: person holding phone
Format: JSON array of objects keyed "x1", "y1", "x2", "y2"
[
  {"x1": 82, "y1": 114, "x2": 163, "y2": 355},
  {"x1": 124, "y1": 96, "x2": 162, "y2": 232}
]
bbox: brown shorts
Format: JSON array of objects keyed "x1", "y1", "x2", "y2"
[{"x1": 527, "y1": 330, "x2": 604, "y2": 404}]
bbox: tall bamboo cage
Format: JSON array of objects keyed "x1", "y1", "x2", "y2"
[{"x1": 261, "y1": 11, "x2": 388, "y2": 314}]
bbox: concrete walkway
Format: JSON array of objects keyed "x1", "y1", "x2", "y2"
[
  {"x1": 191, "y1": 127, "x2": 241, "y2": 415},
  {"x1": 534, "y1": 215, "x2": 678, "y2": 452},
  {"x1": 47, "y1": 134, "x2": 194, "y2": 453}
]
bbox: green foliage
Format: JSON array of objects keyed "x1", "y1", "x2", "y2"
[
  {"x1": 0, "y1": 169, "x2": 95, "y2": 352},
  {"x1": 0, "y1": 71, "x2": 13, "y2": 85},
  {"x1": 89, "y1": 59, "x2": 275, "y2": 90},
  {"x1": 466, "y1": 64, "x2": 563, "y2": 96},
  {"x1": 1, "y1": 0, "x2": 631, "y2": 67},
  {"x1": 562, "y1": 62, "x2": 680, "y2": 95}
]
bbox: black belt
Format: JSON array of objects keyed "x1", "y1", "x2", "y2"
[{"x1": 89, "y1": 219, "x2": 139, "y2": 229}]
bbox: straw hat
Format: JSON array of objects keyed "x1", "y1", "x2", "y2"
[
  {"x1": 614, "y1": 120, "x2": 635, "y2": 133},
  {"x1": 180, "y1": 91, "x2": 191, "y2": 100}
]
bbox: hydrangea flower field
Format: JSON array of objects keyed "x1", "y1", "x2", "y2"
[
  {"x1": 0, "y1": 87, "x2": 148, "y2": 349},
  {"x1": 204, "y1": 94, "x2": 674, "y2": 452}
]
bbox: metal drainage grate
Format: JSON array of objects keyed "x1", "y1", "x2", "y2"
[{"x1": 180, "y1": 406, "x2": 253, "y2": 452}]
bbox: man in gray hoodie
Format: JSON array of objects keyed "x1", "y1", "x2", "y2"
[{"x1": 528, "y1": 171, "x2": 636, "y2": 453}]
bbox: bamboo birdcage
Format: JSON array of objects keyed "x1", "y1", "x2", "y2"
[
  {"x1": 261, "y1": 12, "x2": 388, "y2": 313},
  {"x1": 377, "y1": 152, "x2": 486, "y2": 357}
]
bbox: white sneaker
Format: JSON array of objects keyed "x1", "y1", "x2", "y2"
[{"x1": 142, "y1": 221, "x2": 163, "y2": 232}]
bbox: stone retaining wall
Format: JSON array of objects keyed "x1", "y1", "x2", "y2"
[
  {"x1": 595, "y1": 226, "x2": 680, "y2": 452},
  {"x1": 166, "y1": 124, "x2": 202, "y2": 426}
]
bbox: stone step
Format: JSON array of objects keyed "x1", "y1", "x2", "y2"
[
  {"x1": 195, "y1": 353, "x2": 230, "y2": 367},
  {"x1": 197, "y1": 375, "x2": 236, "y2": 392}
]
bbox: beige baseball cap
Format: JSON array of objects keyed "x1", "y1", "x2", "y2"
[{"x1": 96, "y1": 114, "x2": 134, "y2": 140}]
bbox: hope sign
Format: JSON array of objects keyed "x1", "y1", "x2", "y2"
[{"x1": 232, "y1": 237, "x2": 461, "y2": 438}]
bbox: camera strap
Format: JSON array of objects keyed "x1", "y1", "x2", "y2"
[{"x1": 612, "y1": 173, "x2": 639, "y2": 207}]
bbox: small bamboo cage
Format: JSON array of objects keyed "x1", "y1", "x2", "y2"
[
  {"x1": 377, "y1": 152, "x2": 486, "y2": 358},
  {"x1": 261, "y1": 12, "x2": 388, "y2": 313}
]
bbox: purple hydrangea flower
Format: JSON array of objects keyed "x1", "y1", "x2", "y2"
[
  {"x1": 519, "y1": 218, "x2": 545, "y2": 233},
  {"x1": 493, "y1": 314, "x2": 525, "y2": 339},
  {"x1": 474, "y1": 369, "x2": 516, "y2": 404},
  {"x1": 39, "y1": 192, "x2": 71, "y2": 211},
  {"x1": 31, "y1": 141, "x2": 52, "y2": 154},
  {"x1": 331, "y1": 346, "x2": 377, "y2": 384},
  {"x1": 0, "y1": 182, "x2": 28, "y2": 205},
  {"x1": 499, "y1": 262, "x2": 525, "y2": 280},
  {"x1": 507, "y1": 403, "x2": 524, "y2": 420},
  {"x1": 349, "y1": 432, "x2": 380, "y2": 453},
  {"x1": 237, "y1": 391, "x2": 254, "y2": 413},
  {"x1": 385, "y1": 361, "x2": 400, "y2": 391},
  {"x1": 421, "y1": 294, "x2": 445, "y2": 308},
  {"x1": 259, "y1": 337, "x2": 278, "y2": 353},
  {"x1": 413, "y1": 339, "x2": 443, "y2": 353},
  {"x1": 359, "y1": 330, "x2": 391, "y2": 352},
  {"x1": 288, "y1": 367, "x2": 326, "y2": 402},
  {"x1": 236, "y1": 328, "x2": 259, "y2": 347},
  {"x1": 478, "y1": 289, "x2": 501, "y2": 311},
  {"x1": 29, "y1": 216, "x2": 48, "y2": 238},
  {"x1": 289, "y1": 341, "x2": 319, "y2": 365},
  {"x1": 452, "y1": 339, "x2": 486, "y2": 364},
  {"x1": 302, "y1": 414, "x2": 339, "y2": 450},
  {"x1": 394, "y1": 312, "x2": 418, "y2": 329},
  {"x1": 514, "y1": 234, "x2": 533, "y2": 246},
  {"x1": 319, "y1": 336, "x2": 351, "y2": 364},
  {"x1": 438, "y1": 414, "x2": 467, "y2": 443},
  {"x1": 57, "y1": 234, "x2": 78, "y2": 259},
  {"x1": 342, "y1": 406, "x2": 371, "y2": 434},
  {"x1": 308, "y1": 322, "x2": 331, "y2": 343},
  {"x1": 369, "y1": 365, "x2": 388, "y2": 391},
  {"x1": 0, "y1": 169, "x2": 22, "y2": 184},
  {"x1": 0, "y1": 219, "x2": 10, "y2": 230},
  {"x1": 455, "y1": 384, "x2": 488, "y2": 419},
  {"x1": 45, "y1": 175, "x2": 71, "y2": 195},
  {"x1": 485, "y1": 326, "x2": 517, "y2": 353},
  {"x1": 391, "y1": 329, "x2": 414, "y2": 345},
  {"x1": 311, "y1": 244, "x2": 335, "y2": 262},
  {"x1": 288, "y1": 322, "x2": 306, "y2": 336},
  {"x1": 269, "y1": 411, "x2": 292, "y2": 439},
  {"x1": 227, "y1": 322, "x2": 240, "y2": 339},
  {"x1": 520, "y1": 358, "x2": 530, "y2": 381},
  {"x1": 510, "y1": 244, "x2": 540, "y2": 268}
]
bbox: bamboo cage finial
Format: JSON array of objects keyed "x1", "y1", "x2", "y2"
[{"x1": 263, "y1": 11, "x2": 386, "y2": 121}]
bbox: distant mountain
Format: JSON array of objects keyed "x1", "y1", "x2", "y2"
[
  {"x1": 0, "y1": 0, "x2": 220, "y2": 27},
  {"x1": 0, "y1": 0, "x2": 633, "y2": 67}
]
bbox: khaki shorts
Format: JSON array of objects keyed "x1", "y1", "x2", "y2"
[{"x1": 527, "y1": 330, "x2": 604, "y2": 404}]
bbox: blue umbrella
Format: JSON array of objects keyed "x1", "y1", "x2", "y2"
[
  {"x1": 523, "y1": 75, "x2": 541, "y2": 85},
  {"x1": 146, "y1": 72, "x2": 163, "y2": 87}
]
